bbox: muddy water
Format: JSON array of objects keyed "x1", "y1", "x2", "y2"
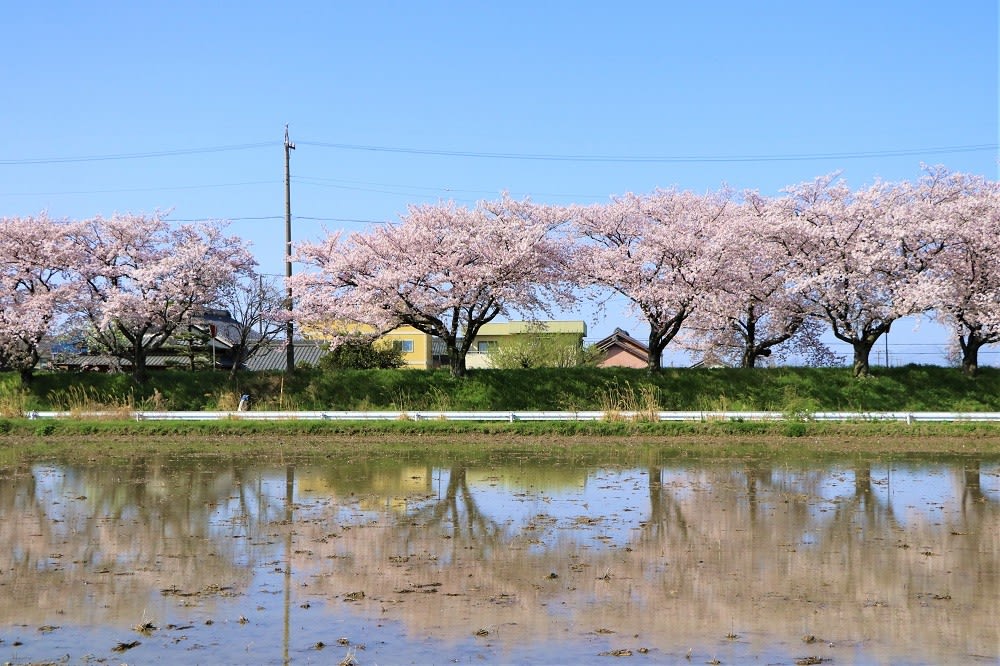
[{"x1": 0, "y1": 451, "x2": 998, "y2": 665}]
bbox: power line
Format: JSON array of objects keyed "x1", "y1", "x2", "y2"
[
  {"x1": 292, "y1": 174, "x2": 599, "y2": 201},
  {"x1": 297, "y1": 140, "x2": 999, "y2": 164},
  {"x1": 134, "y1": 214, "x2": 388, "y2": 225},
  {"x1": 3, "y1": 138, "x2": 995, "y2": 167},
  {"x1": 293, "y1": 176, "x2": 477, "y2": 202},
  {"x1": 1, "y1": 175, "x2": 590, "y2": 202},
  {"x1": 1, "y1": 180, "x2": 278, "y2": 197},
  {"x1": 0, "y1": 142, "x2": 276, "y2": 165},
  {"x1": 165, "y1": 215, "x2": 284, "y2": 222},
  {"x1": 296, "y1": 216, "x2": 388, "y2": 224}
]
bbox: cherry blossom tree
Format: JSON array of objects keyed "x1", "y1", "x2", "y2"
[
  {"x1": 682, "y1": 194, "x2": 836, "y2": 368},
  {"x1": 0, "y1": 214, "x2": 80, "y2": 382},
  {"x1": 918, "y1": 168, "x2": 1000, "y2": 375},
  {"x1": 71, "y1": 213, "x2": 255, "y2": 383},
  {"x1": 567, "y1": 188, "x2": 731, "y2": 371},
  {"x1": 291, "y1": 196, "x2": 573, "y2": 378},
  {"x1": 211, "y1": 272, "x2": 287, "y2": 378},
  {"x1": 771, "y1": 175, "x2": 941, "y2": 377}
]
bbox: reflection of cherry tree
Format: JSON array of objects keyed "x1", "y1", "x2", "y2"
[
  {"x1": 401, "y1": 467, "x2": 504, "y2": 551},
  {"x1": 743, "y1": 463, "x2": 777, "y2": 524},
  {"x1": 5, "y1": 456, "x2": 1000, "y2": 662},
  {"x1": 950, "y1": 461, "x2": 999, "y2": 581},
  {"x1": 640, "y1": 467, "x2": 691, "y2": 543},
  {"x1": 961, "y1": 461, "x2": 987, "y2": 511},
  {"x1": 0, "y1": 458, "x2": 292, "y2": 626},
  {"x1": 71, "y1": 459, "x2": 286, "y2": 546},
  {"x1": 842, "y1": 464, "x2": 896, "y2": 529}
]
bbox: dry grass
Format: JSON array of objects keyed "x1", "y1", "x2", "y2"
[
  {"x1": 214, "y1": 390, "x2": 243, "y2": 411},
  {"x1": 46, "y1": 385, "x2": 136, "y2": 418},
  {"x1": 0, "y1": 388, "x2": 29, "y2": 418},
  {"x1": 598, "y1": 381, "x2": 661, "y2": 422}
]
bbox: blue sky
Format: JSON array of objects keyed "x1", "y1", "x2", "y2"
[{"x1": 2, "y1": 2, "x2": 998, "y2": 365}]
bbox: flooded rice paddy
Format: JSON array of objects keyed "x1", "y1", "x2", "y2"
[{"x1": 1, "y1": 446, "x2": 998, "y2": 665}]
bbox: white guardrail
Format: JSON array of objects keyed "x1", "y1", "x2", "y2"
[{"x1": 20, "y1": 410, "x2": 1000, "y2": 423}]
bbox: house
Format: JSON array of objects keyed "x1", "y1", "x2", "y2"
[
  {"x1": 299, "y1": 321, "x2": 435, "y2": 370},
  {"x1": 379, "y1": 325, "x2": 434, "y2": 369},
  {"x1": 594, "y1": 328, "x2": 650, "y2": 369},
  {"x1": 465, "y1": 320, "x2": 587, "y2": 369},
  {"x1": 242, "y1": 339, "x2": 328, "y2": 371},
  {"x1": 51, "y1": 309, "x2": 247, "y2": 372}
]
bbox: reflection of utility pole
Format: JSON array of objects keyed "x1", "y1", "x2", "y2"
[
  {"x1": 284, "y1": 125, "x2": 296, "y2": 374},
  {"x1": 283, "y1": 465, "x2": 294, "y2": 665}
]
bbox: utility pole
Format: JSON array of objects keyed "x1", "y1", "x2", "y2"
[{"x1": 284, "y1": 125, "x2": 296, "y2": 373}]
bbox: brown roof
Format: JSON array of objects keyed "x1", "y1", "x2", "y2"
[{"x1": 594, "y1": 328, "x2": 649, "y2": 359}]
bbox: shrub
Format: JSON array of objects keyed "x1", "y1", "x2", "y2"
[{"x1": 318, "y1": 337, "x2": 404, "y2": 370}]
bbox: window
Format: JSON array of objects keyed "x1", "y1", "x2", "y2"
[
  {"x1": 393, "y1": 339, "x2": 414, "y2": 353},
  {"x1": 476, "y1": 341, "x2": 497, "y2": 353}
]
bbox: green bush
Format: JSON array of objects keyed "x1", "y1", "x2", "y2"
[{"x1": 318, "y1": 337, "x2": 404, "y2": 370}]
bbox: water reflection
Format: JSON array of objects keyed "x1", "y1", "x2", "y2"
[{"x1": 1, "y1": 451, "x2": 998, "y2": 664}]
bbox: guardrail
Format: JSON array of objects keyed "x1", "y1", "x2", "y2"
[{"x1": 20, "y1": 410, "x2": 1000, "y2": 423}]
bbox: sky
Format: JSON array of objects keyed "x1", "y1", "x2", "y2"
[{"x1": 3, "y1": 2, "x2": 998, "y2": 366}]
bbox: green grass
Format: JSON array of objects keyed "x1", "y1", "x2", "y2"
[
  {"x1": 6, "y1": 364, "x2": 1000, "y2": 413},
  {"x1": 2, "y1": 418, "x2": 1000, "y2": 464}
]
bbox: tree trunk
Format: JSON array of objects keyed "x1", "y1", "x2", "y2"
[
  {"x1": 228, "y1": 345, "x2": 243, "y2": 380},
  {"x1": 851, "y1": 342, "x2": 874, "y2": 378},
  {"x1": 837, "y1": 322, "x2": 890, "y2": 379},
  {"x1": 739, "y1": 310, "x2": 758, "y2": 369},
  {"x1": 646, "y1": 325, "x2": 679, "y2": 373},
  {"x1": 131, "y1": 339, "x2": 149, "y2": 384},
  {"x1": 646, "y1": 330, "x2": 665, "y2": 372},
  {"x1": 960, "y1": 336, "x2": 985, "y2": 376},
  {"x1": 852, "y1": 345, "x2": 871, "y2": 377},
  {"x1": 17, "y1": 347, "x2": 39, "y2": 386},
  {"x1": 644, "y1": 311, "x2": 688, "y2": 373},
  {"x1": 447, "y1": 342, "x2": 467, "y2": 378}
]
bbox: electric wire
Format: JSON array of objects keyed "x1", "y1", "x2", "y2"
[
  {"x1": 3, "y1": 139, "x2": 995, "y2": 166},
  {"x1": 0, "y1": 142, "x2": 276, "y2": 165},
  {"x1": 297, "y1": 140, "x2": 999, "y2": 164}
]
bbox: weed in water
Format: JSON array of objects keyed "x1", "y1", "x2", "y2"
[{"x1": 784, "y1": 422, "x2": 809, "y2": 437}]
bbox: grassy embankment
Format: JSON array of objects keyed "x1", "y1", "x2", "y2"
[
  {"x1": 1, "y1": 366, "x2": 1000, "y2": 452},
  {"x1": 6, "y1": 364, "x2": 1000, "y2": 413}
]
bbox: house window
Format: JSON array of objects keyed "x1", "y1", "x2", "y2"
[
  {"x1": 393, "y1": 339, "x2": 414, "y2": 353},
  {"x1": 476, "y1": 341, "x2": 497, "y2": 353}
]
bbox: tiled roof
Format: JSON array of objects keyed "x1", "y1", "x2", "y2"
[
  {"x1": 243, "y1": 341, "x2": 328, "y2": 371},
  {"x1": 52, "y1": 340, "x2": 329, "y2": 373},
  {"x1": 594, "y1": 328, "x2": 649, "y2": 356}
]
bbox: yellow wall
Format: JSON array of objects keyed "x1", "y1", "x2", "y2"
[
  {"x1": 467, "y1": 321, "x2": 587, "y2": 369},
  {"x1": 301, "y1": 321, "x2": 433, "y2": 370},
  {"x1": 306, "y1": 321, "x2": 585, "y2": 371},
  {"x1": 379, "y1": 325, "x2": 433, "y2": 369}
]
